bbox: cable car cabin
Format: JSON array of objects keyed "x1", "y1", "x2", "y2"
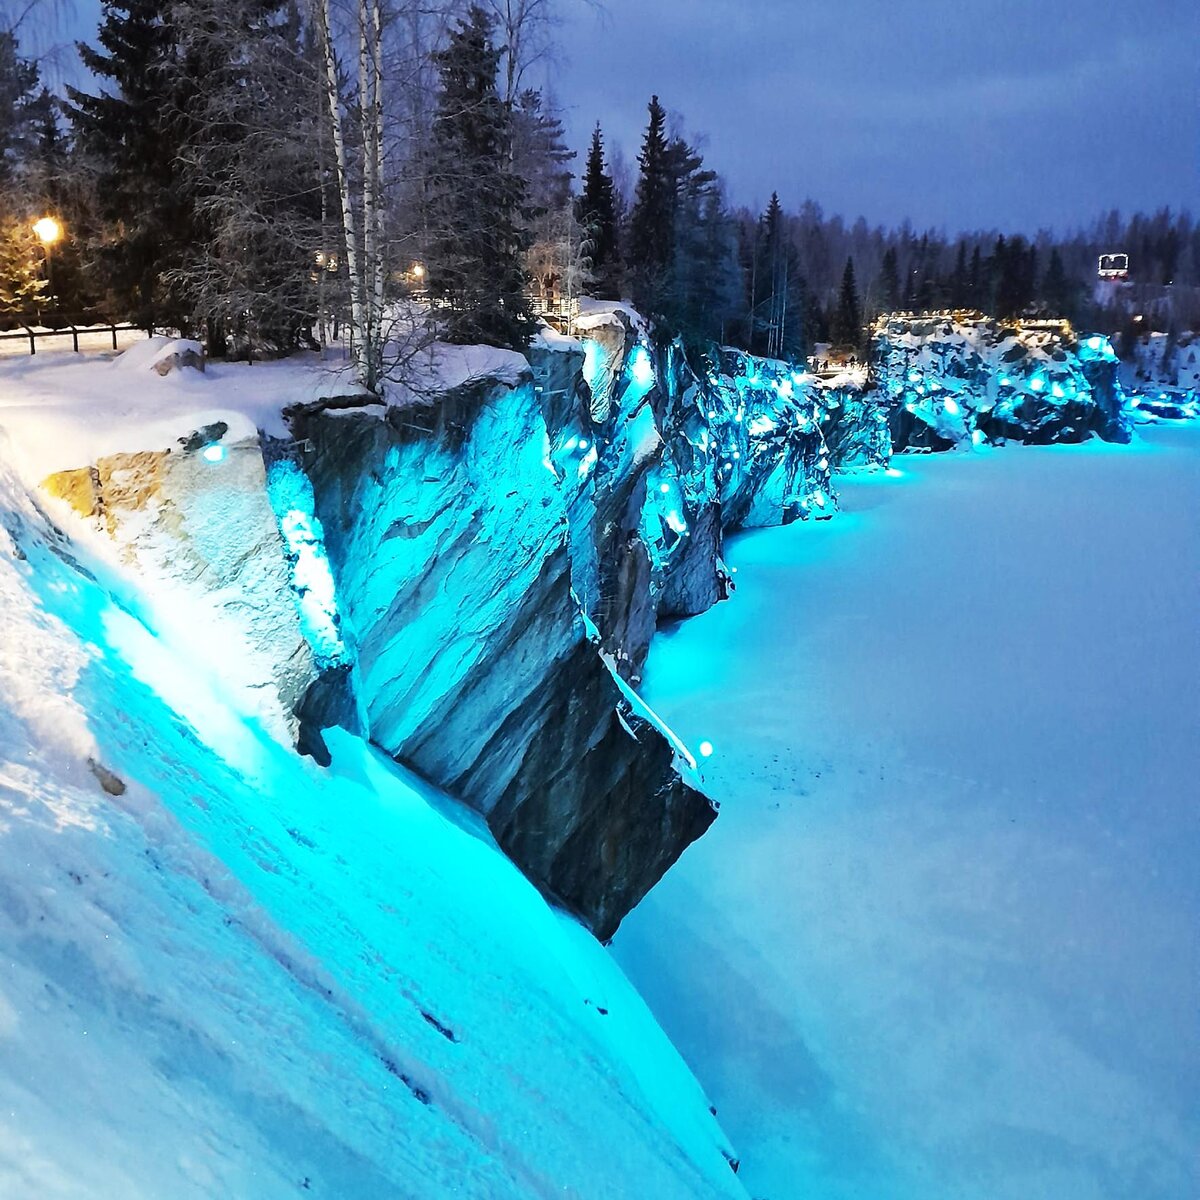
[{"x1": 1098, "y1": 252, "x2": 1129, "y2": 279}]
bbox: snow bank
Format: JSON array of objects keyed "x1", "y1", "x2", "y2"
[
  {"x1": 0, "y1": 437, "x2": 744, "y2": 1197},
  {"x1": 0, "y1": 350, "x2": 365, "y2": 481}
]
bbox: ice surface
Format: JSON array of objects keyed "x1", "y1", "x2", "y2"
[{"x1": 615, "y1": 426, "x2": 1200, "y2": 1200}]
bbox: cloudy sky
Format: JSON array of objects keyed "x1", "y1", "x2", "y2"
[
  {"x1": 554, "y1": 0, "x2": 1199, "y2": 231},
  {"x1": 37, "y1": 0, "x2": 1200, "y2": 234}
]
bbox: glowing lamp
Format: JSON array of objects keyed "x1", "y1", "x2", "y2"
[
  {"x1": 32, "y1": 216, "x2": 62, "y2": 245},
  {"x1": 659, "y1": 482, "x2": 670, "y2": 494},
  {"x1": 698, "y1": 741, "x2": 714, "y2": 758},
  {"x1": 201, "y1": 443, "x2": 226, "y2": 464},
  {"x1": 1029, "y1": 377, "x2": 1045, "y2": 392},
  {"x1": 578, "y1": 438, "x2": 589, "y2": 451}
]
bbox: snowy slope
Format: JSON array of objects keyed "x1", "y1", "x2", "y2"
[
  {"x1": 0, "y1": 435, "x2": 743, "y2": 1196},
  {"x1": 614, "y1": 430, "x2": 1200, "y2": 1200}
]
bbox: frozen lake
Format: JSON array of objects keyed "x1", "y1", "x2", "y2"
[{"x1": 615, "y1": 427, "x2": 1200, "y2": 1200}]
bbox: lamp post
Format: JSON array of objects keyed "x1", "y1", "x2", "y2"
[{"x1": 32, "y1": 216, "x2": 63, "y2": 319}]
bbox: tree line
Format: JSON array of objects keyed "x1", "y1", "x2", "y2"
[{"x1": 2, "y1": 2, "x2": 1197, "y2": 387}]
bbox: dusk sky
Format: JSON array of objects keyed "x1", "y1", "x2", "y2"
[
  {"x1": 44, "y1": 0, "x2": 1200, "y2": 234},
  {"x1": 554, "y1": 0, "x2": 1199, "y2": 232}
]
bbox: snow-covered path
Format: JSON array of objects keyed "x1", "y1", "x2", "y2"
[{"x1": 614, "y1": 427, "x2": 1200, "y2": 1200}]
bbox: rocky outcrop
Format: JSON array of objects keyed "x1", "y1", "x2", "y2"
[
  {"x1": 43, "y1": 426, "x2": 320, "y2": 743},
  {"x1": 293, "y1": 364, "x2": 714, "y2": 940},
  {"x1": 32, "y1": 308, "x2": 1146, "y2": 945},
  {"x1": 874, "y1": 316, "x2": 1132, "y2": 448}
]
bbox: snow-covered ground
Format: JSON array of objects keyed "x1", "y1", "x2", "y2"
[
  {"x1": 615, "y1": 428, "x2": 1200, "y2": 1200},
  {"x1": 0, "y1": 361, "x2": 742, "y2": 1197}
]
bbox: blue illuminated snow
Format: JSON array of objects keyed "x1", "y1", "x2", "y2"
[
  {"x1": 265, "y1": 459, "x2": 349, "y2": 669},
  {"x1": 631, "y1": 344, "x2": 655, "y2": 388},
  {"x1": 1078, "y1": 333, "x2": 1119, "y2": 363},
  {"x1": 582, "y1": 338, "x2": 604, "y2": 395}
]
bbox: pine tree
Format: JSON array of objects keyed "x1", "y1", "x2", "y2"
[
  {"x1": 512, "y1": 89, "x2": 573, "y2": 213},
  {"x1": 830, "y1": 256, "x2": 862, "y2": 349},
  {"x1": 949, "y1": 242, "x2": 968, "y2": 309},
  {"x1": 169, "y1": 0, "x2": 325, "y2": 354},
  {"x1": 627, "y1": 95, "x2": 673, "y2": 316},
  {"x1": 426, "y1": 5, "x2": 533, "y2": 349},
  {"x1": 0, "y1": 29, "x2": 41, "y2": 188},
  {"x1": 1040, "y1": 247, "x2": 1072, "y2": 317},
  {"x1": 67, "y1": 0, "x2": 196, "y2": 327},
  {"x1": 967, "y1": 245, "x2": 984, "y2": 310},
  {"x1": 877, "y1": 246, "x2": 900, "y2": 313},
  {"x1": 514, "y1": 89, "x2": 585, "y2": 321},
  {"x1": 576, "y1": 123, "x2": 619, "y2": 297},
  {"x1": 0, "y1": 214, "x2": 46, "y2": 316}
]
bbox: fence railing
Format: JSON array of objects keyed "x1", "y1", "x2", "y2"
[{"x1": 0, "y1": 320, "x2": 152, "y2": 356}]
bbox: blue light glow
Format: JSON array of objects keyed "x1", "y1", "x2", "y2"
[
  {"x1": 630, "y1": 345, "x2": 655, "y2": 388},
  {"x1": 582, "y1": 339, "x2": 604, "y2": 394},
  {"x1": 201, "y1": 443, "x2": 226, "y2": 464},
  {"x1": 698, "y1": 740, "x2": 714, "y2": 758},
  {"x1": 1029, "y1": 376, "x2": 1045, "y2": 392},
  {"x1": 266, "y1": 459, "x2": 348, "y2": 668},
  {"x1": 943, "y1": 397, "x2": 960, "y2": 416}
]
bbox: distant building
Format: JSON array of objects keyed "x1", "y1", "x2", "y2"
[{"x1": 1098, "y1": 253, "x2": 1129, "y2": 280}]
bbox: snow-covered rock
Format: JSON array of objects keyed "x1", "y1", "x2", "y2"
[
  {"x1": 114, "y1": 334, "x2": 205, "y2": 376},
  {"x1": 1120, "y1": 330, "x2": 1200, "y2": 423},
  {"x1": 874, "y1": 316, "x2": 1132, "y2": 449}
]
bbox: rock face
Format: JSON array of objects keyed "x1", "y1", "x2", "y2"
[
  {"x1": 873, "y1": 316, "x2": 1132, "y2": 449},
  {"x1": 35, "y1": 306, "x2": 1141, "y2": 942},
  {"x1": 294, "y1": 366, "x2": 714, "y2": 940},
  {"x1": 44, "y1": 428, "x2": 320, "y2": 743}
]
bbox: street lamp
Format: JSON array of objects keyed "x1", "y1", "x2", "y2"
[
  {"x1": 32, "y1": 216, "x2": 64, "y2": 317},
  {"x1": 33, "y1": 216, "x2": 62, "y2": 246}
]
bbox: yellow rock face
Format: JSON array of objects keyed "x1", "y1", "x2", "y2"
[
  {"x1": 43, "y1": 449, "x2": 170, "y2": 538},
  {"x1": 95, "y1": 450, "x2": 169, "y2": 535},
  {"x1": 42, "y1": 467, "x2": 102, "y2": 519}
]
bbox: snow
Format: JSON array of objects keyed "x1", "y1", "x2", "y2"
[
  {"x1": 0, "y1": 348, "x2": 366, "y2": 482},
  {"x1": 110, "y1": 333, "x2": 204, "y2": 373},
  {"x1": 531, "y1": 324, "x2": 583, "y2": 353},
  {"x1": 395, "y1": 340, "x2": 530, "y2": 399},
  {"x1": 0, "y1": 405, "x2": 743, "y2": 1196},
  {"x1": 615, "y1": 426, "x2": 1200, "y2": 1200}
]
